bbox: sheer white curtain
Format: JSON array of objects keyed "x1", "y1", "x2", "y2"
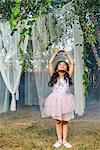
[
  {"x1": 0, "y1": 73, "x2": 9, "y2": 114},
  {"x1": 73, "y1": 17, "x2": 86, "y2": 116},
  {"x1": 0, "y1": 31, "x2": 9, "y2": 114},
  {"x1": 0, "y1": 2, "x2": 86, "y2": 115},
  {"x1": 25, "y1": 15, "x2": 51, "y2": 106},
  {"x1": 0, "y1": 21, "x2": 29, "y2": 111},
  {"x1": 25, "y1": 2, "x2": 86, "y2": 116}
]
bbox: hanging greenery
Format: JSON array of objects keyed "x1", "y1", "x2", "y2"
[
  {"x1": 72, "y1": 0, "x2": 100, "y2": 96},
  {"x1": 0, "y1": 0, "x2": 72, "y2": 72}
]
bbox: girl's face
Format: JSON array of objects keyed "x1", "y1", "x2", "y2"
[{"x1": 57, "y1": 62, "x2": 68, "y2": 72}]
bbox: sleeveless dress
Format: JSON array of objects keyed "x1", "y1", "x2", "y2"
[{"x1": 44, "y1": 78, "x2": 75, "y2": 121}]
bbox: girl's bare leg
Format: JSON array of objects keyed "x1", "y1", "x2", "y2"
[
  {"x1": 55, "y1": 119, "x2": 63, "y2": 141},
  {"x1": 62, "y1": 121, "x2": 69, "y2": 141}
]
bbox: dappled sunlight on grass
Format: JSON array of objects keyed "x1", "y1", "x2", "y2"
[{"x1": 0, "y1": 107, "x2": 100, "y2": 150}]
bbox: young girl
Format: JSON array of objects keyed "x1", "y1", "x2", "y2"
[{"x1": 44, "y1": 50, "x2": 75, "y2": 148}]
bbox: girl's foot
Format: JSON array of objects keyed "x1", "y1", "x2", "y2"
[
  {"x1": 63, "y1": 140, "x2": 72, "y2": 148},
  {"x1": 53, "y1": 140, "x2": 62, "y2": 148}
]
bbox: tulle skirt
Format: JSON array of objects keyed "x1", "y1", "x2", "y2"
[{"x1": 44, "y1": 92, "x2": 75, "y2": 121}]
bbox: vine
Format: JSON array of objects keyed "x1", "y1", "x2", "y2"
[{"x1": 73, "y1": 0, "x2": 100, "y2": 96}]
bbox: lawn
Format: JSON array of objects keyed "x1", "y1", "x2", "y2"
[{"x1": 0, "y1": 106, "x2": 100, "y2": 150}]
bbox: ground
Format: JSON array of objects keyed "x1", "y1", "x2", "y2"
[{"x1": 0, "y1": 102, "x2": 100, "y2": 150}]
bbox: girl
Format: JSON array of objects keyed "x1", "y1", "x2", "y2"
[{"x1": 44, "y1": 50, "x2": 75, "y2": 148}]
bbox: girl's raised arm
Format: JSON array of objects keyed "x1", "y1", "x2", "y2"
[
  {"x1": 64, "y1": 51, "x2": 75, "y2": 78},
  {"x1": 48, "y1": 50, "x2": 60, "y2": 76}
]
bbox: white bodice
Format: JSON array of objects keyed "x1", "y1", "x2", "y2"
[{"x1": 52, "y1": 78, "x2": 70, "y2": 94}]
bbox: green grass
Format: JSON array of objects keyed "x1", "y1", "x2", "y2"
[{"x1": 0, "y1": 106, "x2": 100, "y2": 150}]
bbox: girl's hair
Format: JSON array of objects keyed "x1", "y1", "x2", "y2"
[{"x1": 48, "y1": 61, "x2": 72, "y2": 87}]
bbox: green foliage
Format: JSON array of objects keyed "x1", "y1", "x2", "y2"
[
  {"x1": 16, "y1": 0, "x2": 22, "y2": 3},
  {"x1": 73, "y1": 0, "x2": 99, "y2": 96},
  {"x1": 82, "y1": 65, "x2": 90, "y2": 96}
]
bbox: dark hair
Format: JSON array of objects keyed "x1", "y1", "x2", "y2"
[{"x1": 48, "y1": 61, "x2": 72, "y2": 87}]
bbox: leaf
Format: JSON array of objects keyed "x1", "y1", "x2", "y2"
[
  {"x1": 32, "y1": 14, "x2": 39, "y2": 19},
  {"x1": 39, "y1": 6, "x2": 46, "y2": 13},
  {"x1": 84, "y1": 89, "x2": 88, "y2": 97},
  {"x1": 27, "y1": 20, "x2": 33, "y2": 26},
  {"x1": 20, "y1": 28, "x2": 27, "y2": 35},
  {"x1": 16, "y1": 0, "x2": 22, "y2": 3},
  {"x1": 12, "y1": 6, "x2": 20, "y2": 16},
  {"x1": 86, "y1": 59, "x2": 91, "y2": 64},
  {"x1": 45, "y1": 0, "x2": 51, "y2": 3},
  {"x1": 9, "y1": 15, "x2": 17, "y2": 29},
  {"x1": 27, "y1": 27, "x2": 32, "y2": 36},
  {"x1": 11, "y1": 28, "x2": 18, "y2": 36},
  {"x1": 84, "y1": 66, "x2": 89, "y2": 72}
]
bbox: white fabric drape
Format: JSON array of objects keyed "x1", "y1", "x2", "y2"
[
  {"x1": 0, "y1": 73, "x2": 9, "y2": 114},
  {"x1": 0, "y1": 21, "x2": 29, "y2": 111},
  {"x1": 73, "y1": 17, "x2": 86, "y2": 116},
  {"x1": 0, "y1": 31, "x2": 9, "y2": 114},
  {"x1": 0, "y1": 2, "x2": 85, "y2": 116}
]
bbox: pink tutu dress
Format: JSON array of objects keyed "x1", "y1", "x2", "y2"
[{"x1": 44, "y1": 77, "x2": 75, "y2": 121}]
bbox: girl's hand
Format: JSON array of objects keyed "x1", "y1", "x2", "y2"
[
  {"x1": 64, "y1": 50, "x2": 70, "y2": 56},
  {"x1": 63, "y1": 50, "x2": 75, "y2": 78},
  {"x1": 56, "y1": 49, "x2": 66, "y2": 56},
  {"x1": 55, "y1": 49, "x2": 61, "y2": 55},
  {"x1": 64, "y1": 50, "x2": 75, "y2": 65},
  {"x1": 49, "y1": 49, "x2": 61, "y2": 64},
  {"x1": 48, "y1": 49, "x2": 61, "y2": 76}
]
